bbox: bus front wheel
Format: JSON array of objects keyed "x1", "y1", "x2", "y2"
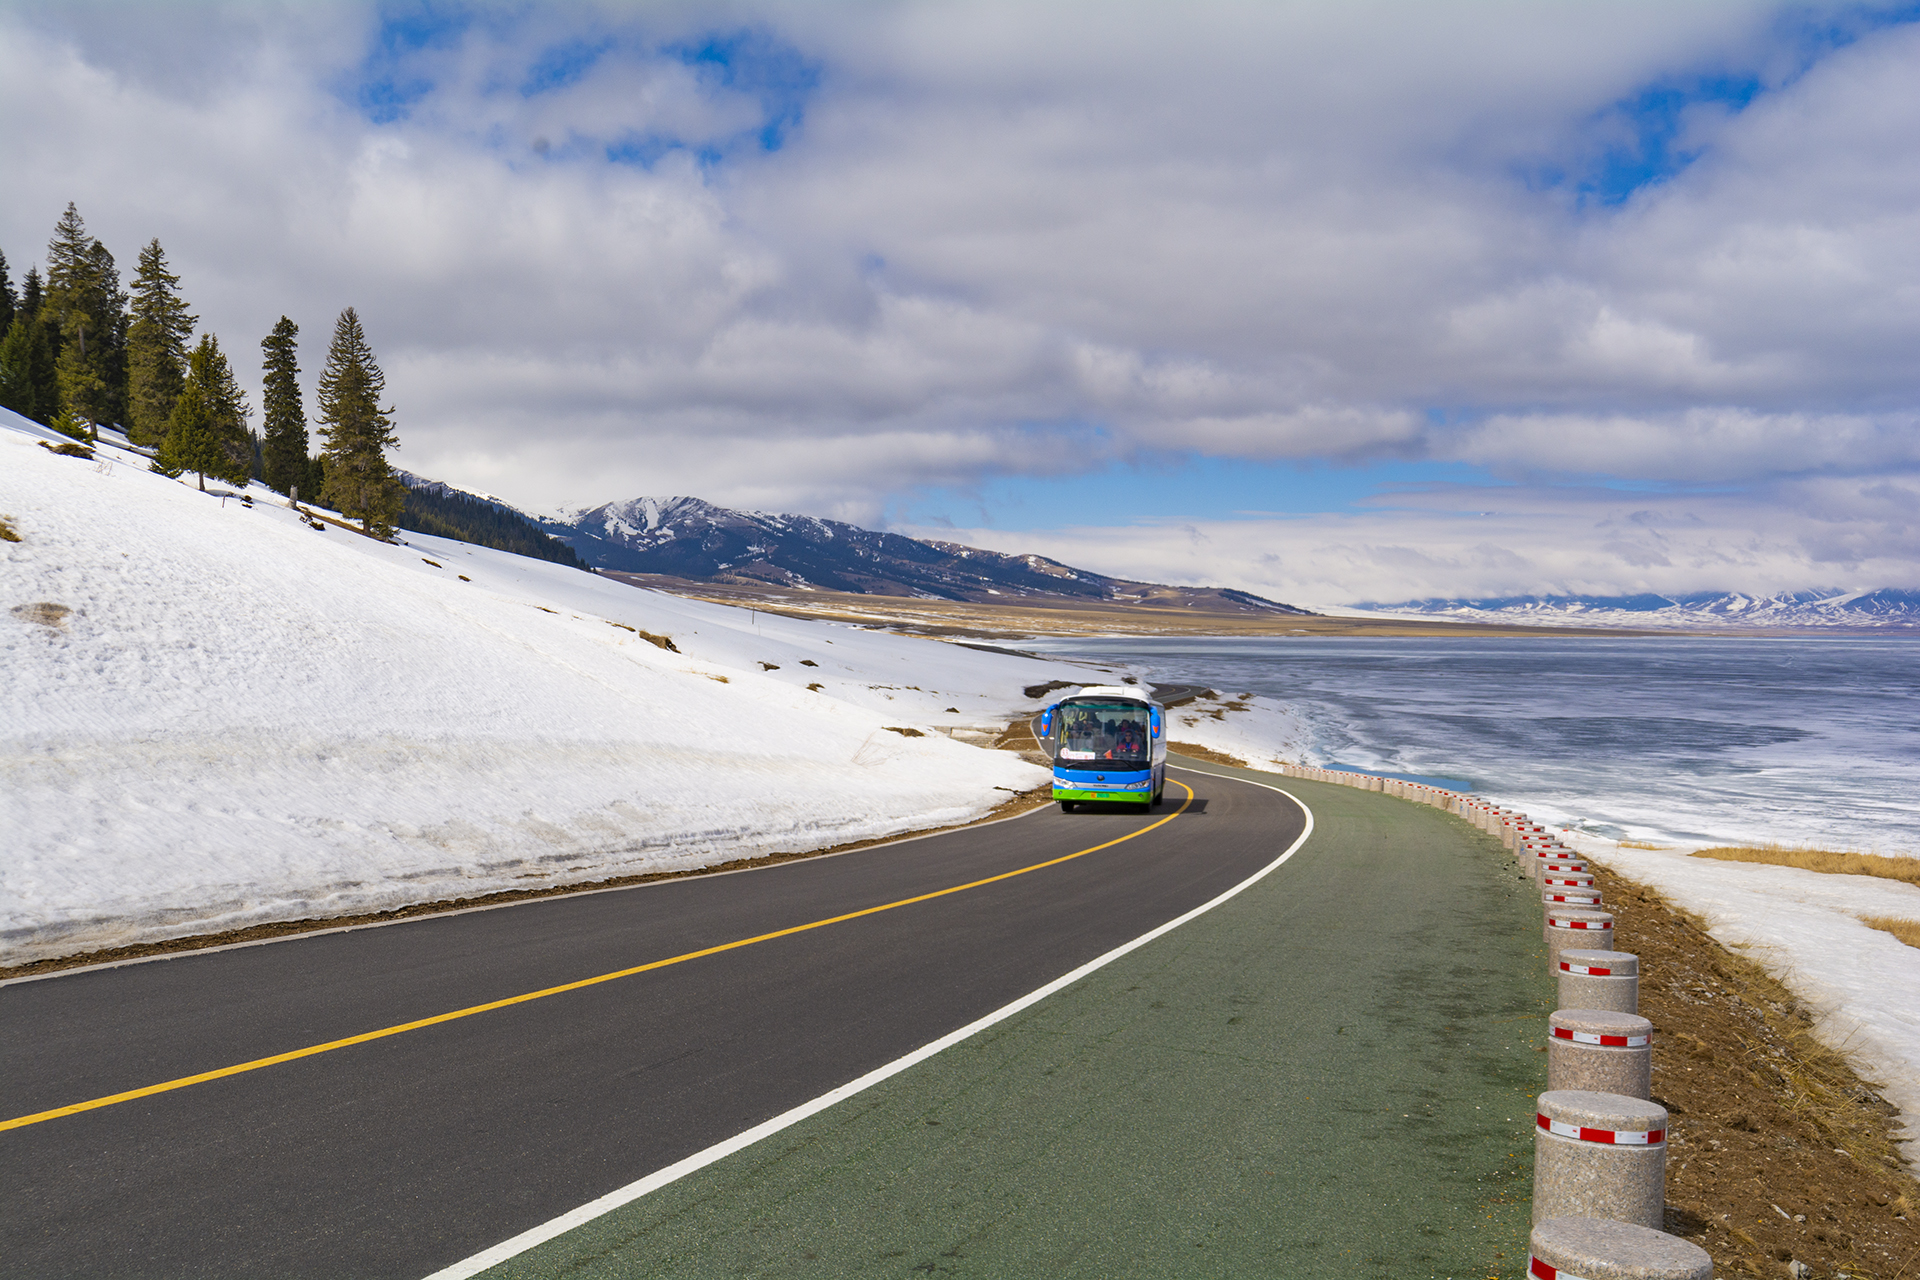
[{"x1": 1059, "y1": 800, "x2": 1076, "y2": 813}]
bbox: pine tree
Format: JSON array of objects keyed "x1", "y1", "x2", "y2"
[
  {"x1": 316, "y1": 307, "x2": 404, "y2": 536},
  {"x1": 302, "y1": 451, "x2": 327, "y2": 507},
  {"x1": 0, "y1": 268, "x2": 58, "y2": 424},
  {"x1": 126, "y1": 239, "x2": 195, "y2": 446},
  {"x1": 157, "y1": 334, "x2": 252, "y2": 490},
  {"x1": 0, "y1": 318, "x2": 40, "y2": 421},
  {"x1": 259, "y1": 316, "x2": 310, "y2": 496},
  {"x1": 0, "y1": 248, "x2": 16, "y2": 337},
  {"x1": 43, "y1": 203, "x2": 125, "y2": 433},
  {"x1": 89, "y1": 240, "x2": 130, "y2": 431}
]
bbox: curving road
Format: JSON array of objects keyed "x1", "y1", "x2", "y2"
[{"x1": 0, "y1": 767, "x2": 1306, "y2": 1278}]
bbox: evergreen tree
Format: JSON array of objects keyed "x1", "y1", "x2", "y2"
[
  {"x1": 316, "y1": 307, "x2": 404, "y2": 536},
  {"x1": 43, "y1": 203, "x2": 126, "y2": 433},
  {"x1": 301, "y1": 451, "x2": 327, "y2": 507},
  {"x1": 259, "y1": 316, "x2": 310, "y2": 495},
  {"x1": 0, "y1": 308, "x2": 58, "y2": 424},
  {"x1": 126, "y1": 239, "x2": 195, "y2": 446},
  {"x1": 0, "y1": 319, "x2": 31, "y2": 419},
  {"x1": 157, "y1": 334, "x2": 252, "y2": 490},
  {"x1": 0, "y1": 248, "x2": 15, "y2": 337},
  {"x1": 89, "y1": 240, "x2": 130, "y2": 430}
]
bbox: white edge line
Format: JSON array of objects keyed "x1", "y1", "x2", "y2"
[{"x1": 421, "y1": 766, "x2": 1314, "y2": 1280}]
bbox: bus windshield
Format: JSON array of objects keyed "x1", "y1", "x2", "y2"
[{"x1": 1055, "y1": 701, "x2": 1150, "y2": 764}]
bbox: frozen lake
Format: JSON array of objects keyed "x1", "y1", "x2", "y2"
[{"x1": 1024, "y1": 635, "x2": 1920, "y2": 853}]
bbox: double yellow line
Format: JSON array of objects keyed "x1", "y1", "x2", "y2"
[{"x1": 3, "y1": 782, "x2": 1192, "y2": 1135}]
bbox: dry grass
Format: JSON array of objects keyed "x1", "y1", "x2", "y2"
[
  {"x1": 1861, "y1": 916, "x2": 1920, "y2": 949},
  {"x1": 1691, "y1": 843, "x2": 1920, "y2": 887},
  {"x1": 0, "y1": 514, "x2": 19, "y2": 543},
  {"x1": 1617, "y1": 839, "x2": 1670, "y2": 850},
  {"x1": 1606, "y1": 871, "x2": 1916, "y2": 1166},
  {"x1": 11, "y1": 602, "x2": 70, "y2": 628}
]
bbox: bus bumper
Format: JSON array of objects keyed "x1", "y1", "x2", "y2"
[{"x1": 1052, "y1": 768, "x2": 1154, "y2": 804}]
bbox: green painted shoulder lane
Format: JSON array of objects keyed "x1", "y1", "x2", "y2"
[{"x1": 478, "y1": 759, "x2": 1555, "y2": 1279}]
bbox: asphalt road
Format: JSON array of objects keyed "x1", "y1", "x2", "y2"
[
  {"x1": 1, "y1": 769, "x2": 1304, "y2": 1278},
  {"x1": 471, "y1": 760, "x2": 1556, "y2": 1280}
]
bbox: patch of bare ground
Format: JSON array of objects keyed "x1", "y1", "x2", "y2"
[
  {"x1": 598, "y1": 571, "x2": 1664, "y2": 639},
  {"x1": 0, "y1": 780, "x2": 1057, "y2": 983},
  {"x1": 1691, "y1": 845, "x2": 1920, "y2": 889},
  {"x1": 1585, "y1": 864, "x2": 1919, "y2": 1279}
]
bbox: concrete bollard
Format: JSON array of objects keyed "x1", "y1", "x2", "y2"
[
  {"x1": 1545, "y1": 908, "x2": 1614, "y2": 971},
  {"x1": 1534, "y1": 854, "x2": 1587, "y2": 882},
  {"x1": 1529, "y1": 1217, "x2": 1712, "y2": 1280},
  {"x1": 1528, "y1": 850, "x2": 1572, "y2": 880},
  {"x1": 1548, "y1": 1008, "x2": 1652, "y2": 1098},
  {"x1": 1542, "y1": 872, "x2": 1596, "y2": 890},
  {"x1": 1532, "y1": 1090, "x2": 1668, "y2": 1229},
  {"x1": 1543, "y1": 887, "x2": 1605, "y2": 909},
  {"x1": 1559, "y1": 949, "x2": 1640, "y2": 1015}
]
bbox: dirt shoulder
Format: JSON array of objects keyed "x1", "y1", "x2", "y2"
[{"x1": 1588, "y1": 864, "x2": 1919, "y2": 1278}]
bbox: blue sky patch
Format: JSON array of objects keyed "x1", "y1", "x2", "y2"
[
  {"x1": 350, "y1": 1, "x2": 473, "y2": 123},
  {"x1": 667, "y1": 29, "x2": 820, "y2": 154},
  {"x1": 522, "y1": 37, "x2": 614, "y2": 97},
  {"x1": 894, "y1": 456, "x2": 1505, "y2": 532}
]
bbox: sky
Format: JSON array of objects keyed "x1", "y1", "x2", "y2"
[{"x1": 4, "y1": 0, "x2": 1919, "y2": 605}]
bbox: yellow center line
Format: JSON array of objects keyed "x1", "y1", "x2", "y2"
[{"x1": 3, "y1": 781, "x2": 1194, "y2": 1135}]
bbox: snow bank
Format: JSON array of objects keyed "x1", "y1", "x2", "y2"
[
  {"x1": 1164, "y1": 692, "x2": 1309, "y2": 771},
  {"x1": 1558, "y1": 832, "x2": 1920, "y2": 1160},
  {"x1": 0, "y1": 414, "x2": 1116, "y2": 965}
]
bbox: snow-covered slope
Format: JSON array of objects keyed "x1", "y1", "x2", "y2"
[
  {"x1": 0, "y1": 413, "x2": 1115, "y2": 966},
  {"x1": 1348, "y1": 590, "x2": 1920, "y2": 629}
]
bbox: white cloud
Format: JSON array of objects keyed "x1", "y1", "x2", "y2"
[
  {"x1": 915, "y1": 474, "x2": 1920, "y2": 605},
  {"x1": 3, "y1": 1, "x2": 1918, "y2": 588}
]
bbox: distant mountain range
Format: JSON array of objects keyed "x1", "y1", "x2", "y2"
[
  {"x1": 397, "y1": 483, "x2": 1310, "y2": 613},
  {"x1": 1353, "y1": 590, "x2": 1920, "y2": 629},
  {"x1": 394, "y1": 476, "x2": 1916, "y2": 629},
  {"x1": 535, "y1": 496, "x2": 1312, "y2": 611}
]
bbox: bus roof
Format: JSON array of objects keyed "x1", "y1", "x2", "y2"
[{"x1": 1065, "y1": 685, "x2": 1160, "y2": 706}]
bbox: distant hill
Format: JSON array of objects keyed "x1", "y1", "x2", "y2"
[
  {"x1": 396, "y1": 473, "x2": 587, "y2": 570},
  {"x1": 535, "y1": 496, "x2": 1313, "y2": 613},
  {"x1": 1352, "y1": 590, "x2": 1920, "y2": 629}
]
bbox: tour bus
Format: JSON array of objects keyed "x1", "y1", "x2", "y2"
[{"x1": 1036, "y1": 685, "x2": 1167, "y2": 811}]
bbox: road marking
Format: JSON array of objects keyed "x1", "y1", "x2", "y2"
[
  {"x1": 0, "y1": 784, "x2": 1196, "y2": 1136},
  {"x1": 422, "y1": 765, "x2": 1313, "y2": 1280}
]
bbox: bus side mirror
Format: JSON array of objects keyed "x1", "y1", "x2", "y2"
[
  {"x1": 1149, "y1": 708, "x2": 1162, "y2": 738},
  {"x1": 1038, "y1": 706, "x2": 1055, "y2": 737}
]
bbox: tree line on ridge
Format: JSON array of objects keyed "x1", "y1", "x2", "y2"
[{"x1": 1, "y1": 203, "x2": 405, "y2": 537}]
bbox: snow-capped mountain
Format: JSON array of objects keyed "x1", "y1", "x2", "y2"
[
  {"x1": 538, "y1": 496, "x2": 1312, "y2": 612},
  {"x1": 1351, "y1": 590, "x2": 1920, "y2": 629}
]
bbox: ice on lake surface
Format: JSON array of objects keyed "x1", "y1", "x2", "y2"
[{"x1": 1024, "y1": 636, "x2": 1920, "y2": 853}]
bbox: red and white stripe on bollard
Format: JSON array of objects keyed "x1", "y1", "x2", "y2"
[
  {"x1": 1528, "y1": 1217, "x2": 1712, "y2": 1280},
  {"x1": 1543, "y1": 888, "x2": 1604, "y2": 909},
  {"x1": 1542, "y1": 873, "x2": 1596, "y2": 889},
  {"x1": 1532, "y1": 1090, "x2": 1669, "y2": 1229},
  {"x1": 1545, "y1": 909, "x2": 1614, "y2": 972},
  {"x1": 1547, "y1": 1009, "x2": 1653, "y2": 1099},
  {"x1": 1558, "y1": 949, "x2": 1639, "y2": 1015}
]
